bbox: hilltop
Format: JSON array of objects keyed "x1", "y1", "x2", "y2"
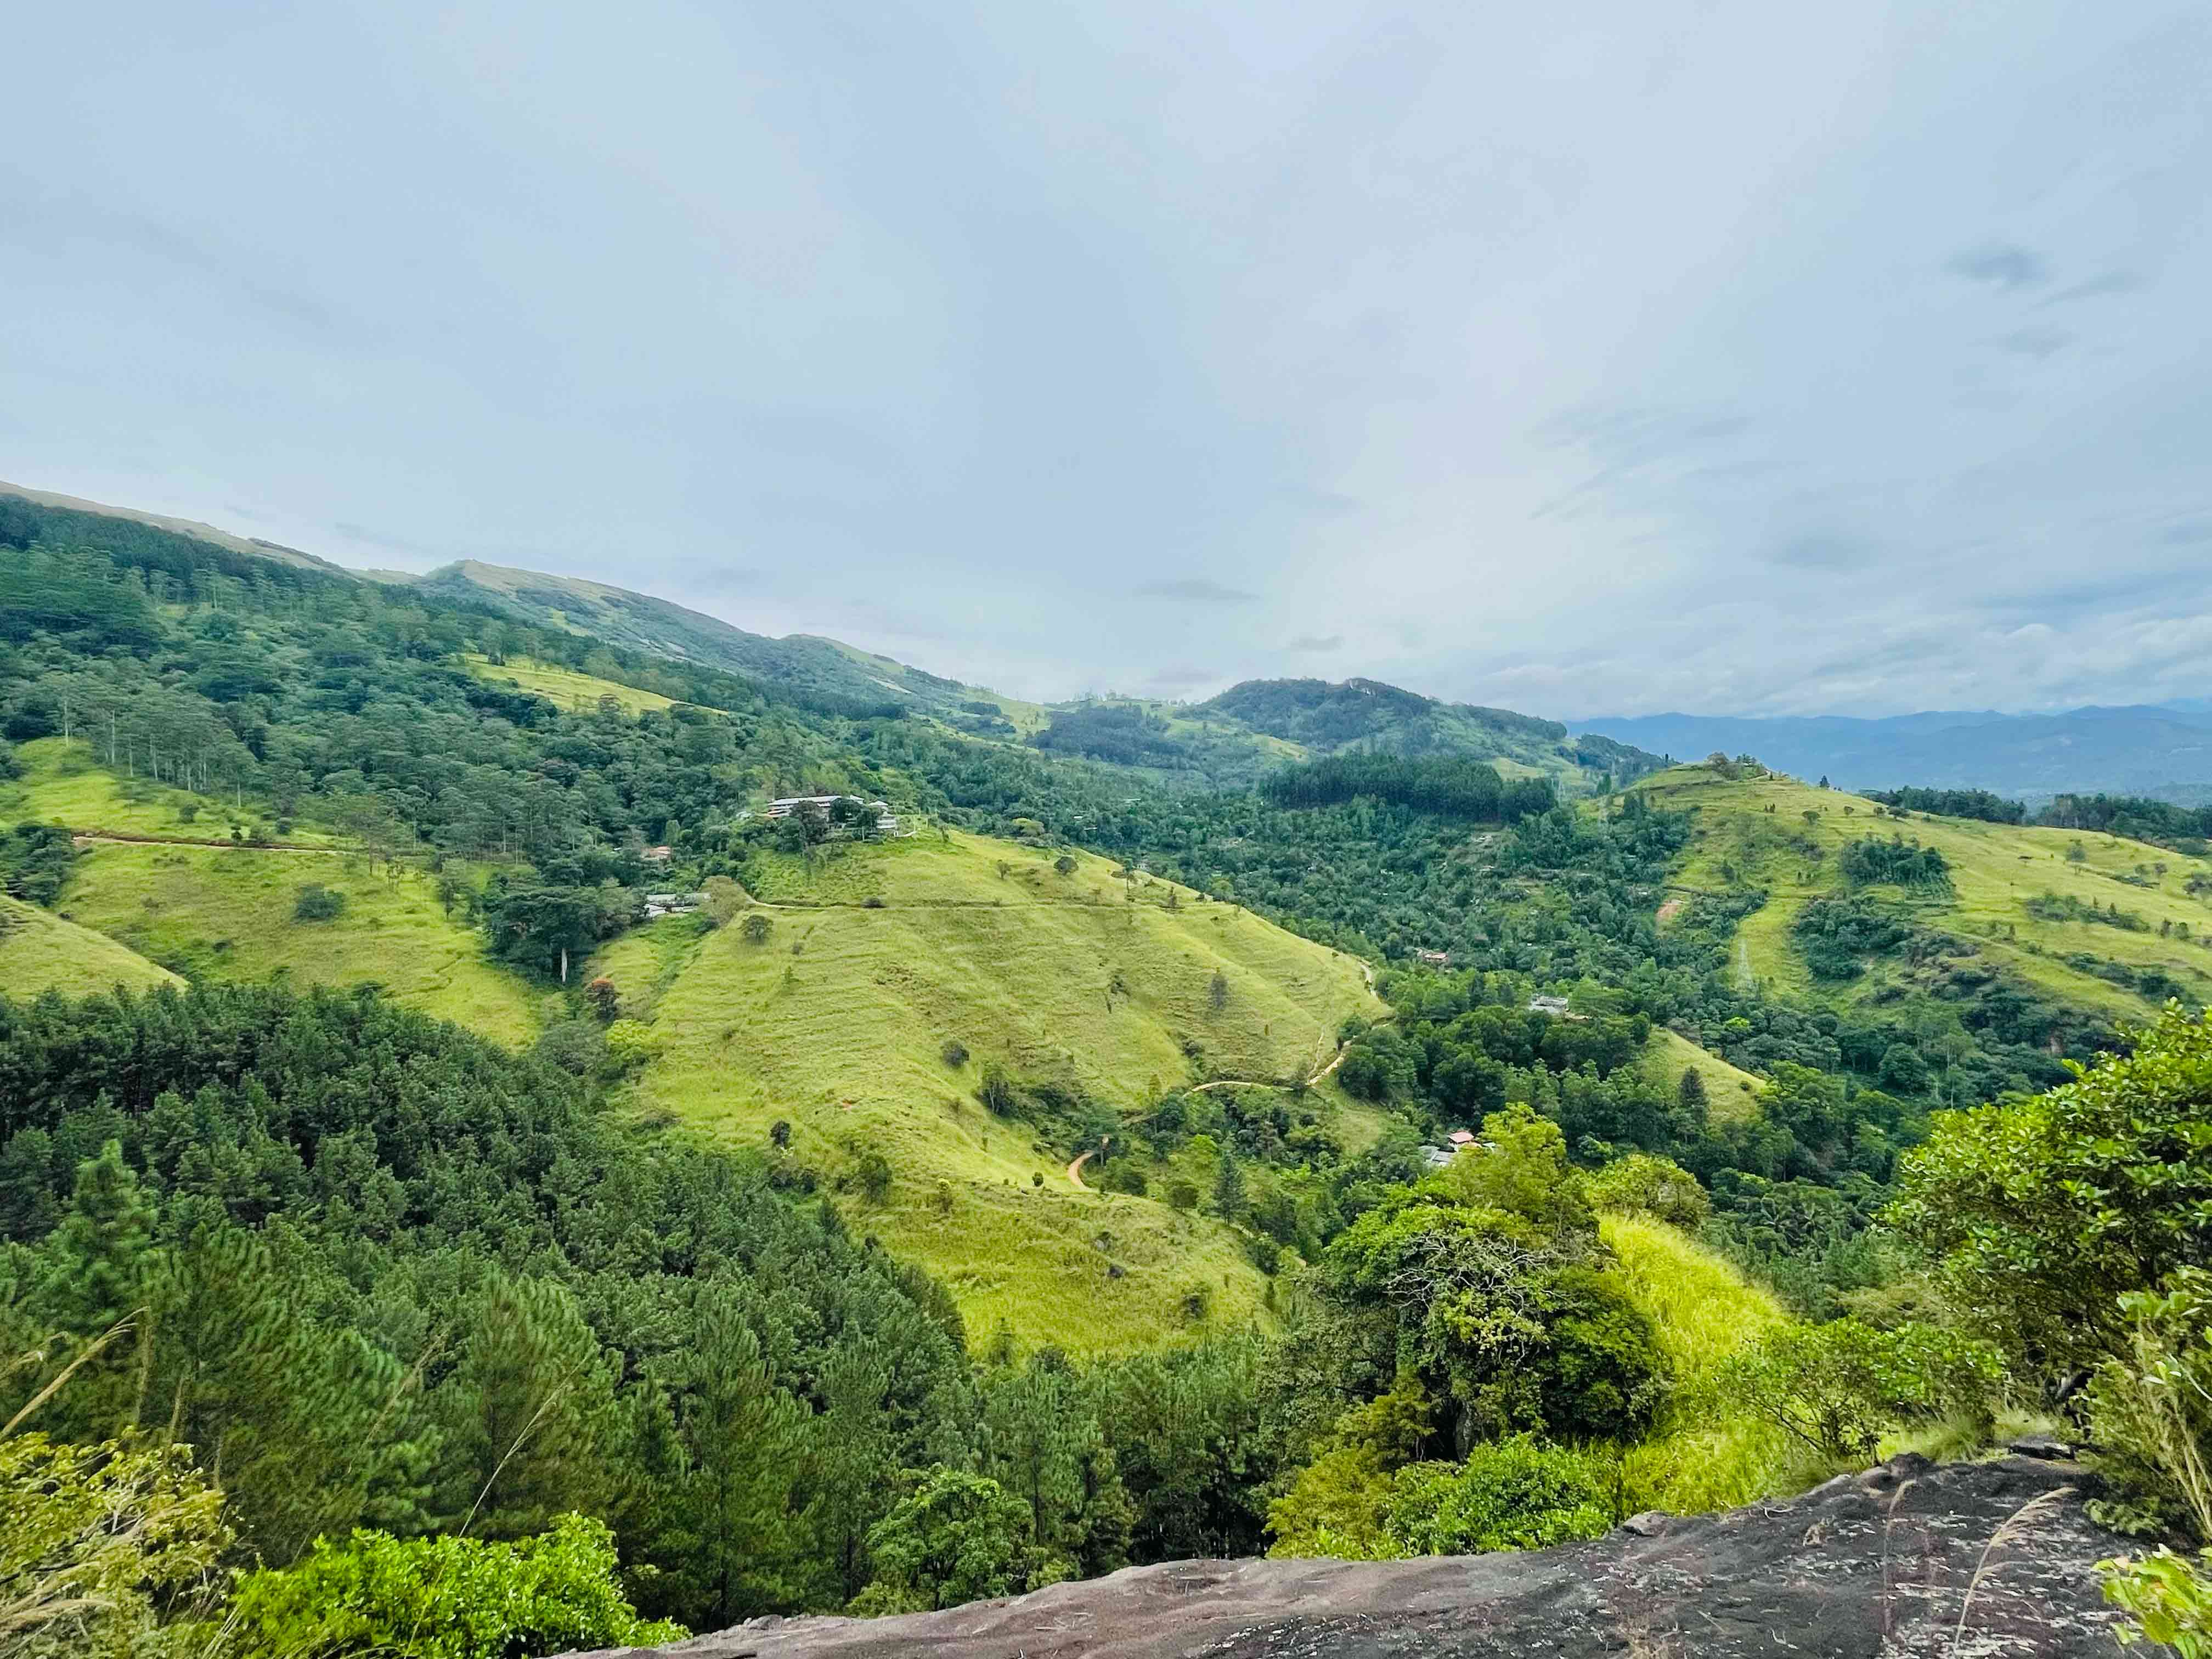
[
  {"x1": 1030, "y1": 679, "x2": 1660, "y2": 794},
  {"x1": 589, "y1": 827, "x2": 1385, "y2": 1352},
  {"x1": 1637, "y1": 762, "x2": 2212, "y2": 1028}
]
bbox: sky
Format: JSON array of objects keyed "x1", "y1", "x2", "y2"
[{"x1": 5, "y1": 1, "x2": 2210, "y2": 718}]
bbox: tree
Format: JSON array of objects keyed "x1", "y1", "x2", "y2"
[
  {"x1": 583, "y1": 977, "x2": 620, "y2": 1022},
  {"x1": 699, "y1": 876, "x2": 744, "y2": 927},
  {"x1": 652, "y1": 1291, "x2": 809, "y2": 1625},
  {"x1": 741, "y1": 912, "x2": 773, "y2": 945},
  {"x1": 436, "y1": 1275, "x2": 621, "y2": 1538},
  {"x1": 1209, "y1": 970, "x2": 1230, "y2": 1013},
  {"x1": 769, "y1": 1120, "x2": 791, "y2": 1150},
  {"x1": 1677, "y1": 1066, "x2": 1708, "y2": 1115},
  {"x1": 1053, "y1": 855, "x2": 1077, "y2": 877},
  {"x1": 292, "y1": 883, "x2": 346, "y2": 921},
  {"x1": 857, "y1": 1467, "x2": 1035, "y2": 1612},
  {"x1": 36, "y1": 1141, "x2": 154, "y2": 1336},
  {"x1": 1886, "y1": 1005, "x2": 2212, "y2": 1369},
  {"x1": 1167, "y1": 1181, "x2": 1200, "y2": 1213},
  {"x1": 1212, "y1": 1153, "x2": 1247, "y2": 1222}
]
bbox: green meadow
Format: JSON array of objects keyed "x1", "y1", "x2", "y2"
[
  {"x1": 0, "y1": 893, "x2": 180, "y2": 998},
  {"x1": 1639, "y1": 764, "x2": 2212, "y2": 1020},
  {"x1": 591, "y1": 829, "x2": 1384, "y2": 1352}
]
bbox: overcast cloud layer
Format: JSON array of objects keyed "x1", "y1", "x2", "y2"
[{"x1": 5, "y1": 2, "x2": 2210, "y2": 716}]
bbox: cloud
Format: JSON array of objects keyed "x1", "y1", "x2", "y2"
[
  {"x1": 1286, "y1": 633, "x2": 1344, "y2": 652},
  {"x1": 1945, "y1": 241, "x2": 2048, "y2": 290},
  {"x1": 1993, "y1": 325, "x2": 2072, "y2": 359},
  {"x1": 1763, "y1": 531, "x2": 1869, "y2": 571},
  {"x1": 2040, "y1": 270, "x2": 2141, "y2": 306},
  {"x1": 1133, "y1": 578, "x2": 1259, "y2": 605},
  {"x1": 1139, "y1": 665, "x2": 1220, "y2": 693}
]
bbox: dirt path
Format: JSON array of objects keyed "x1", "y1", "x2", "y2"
[
  {"x1": 1066, "y1": 1150, "x2": 1094, "y2": 1190},
  {"x1": 69, "y1": 829, "x2": 350, "y2": 855}
]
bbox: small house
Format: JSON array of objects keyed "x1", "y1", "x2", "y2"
[
  {"x1": 1527, "y1": 995, "x2": 1573, "y2": 1018},
  {"x1": 1414, "y1": 949, "x2": 1452, "y2": 967},
  {"x1": 640, "y1": 845, "x2": 674, "y2": 864},
  {"x1": 1446, "y1": 1128, "x2": 1476, "y2": 1149}
]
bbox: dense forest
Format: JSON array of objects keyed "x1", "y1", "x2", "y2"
[{"x1": 4, "y1": 505, "x2": 2209, "y2": 1656}]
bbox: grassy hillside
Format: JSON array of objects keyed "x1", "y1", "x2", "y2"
[
  {"x1": 1639, "y1": 1026, "x2": 1763, "y2": 1122},
  {"x1": 53, "y1": 843, "x2": 541, "y2": 1046},
  {"x1": 1639, "y1": 764, "x2": 2212, "y2": 1023},
  {"x1": 0, "y1": 738, "x2": 338, "y2": 845},
  {"x1": 0, "y1": 894, "x2": 181, "y2": 997},
  {"x1": 590, "y1": 828, "x2": 1384, "y2": 1353},
  {"x1": 1601, "y1": 1211, "x2": 1795, "y2": 1511},
  {"x1": 460, "y1": 653, "x2": 685, "y2": 716},
  {"x1": 1028, "y1": 679, "x2": 1661, "y2": 795}
]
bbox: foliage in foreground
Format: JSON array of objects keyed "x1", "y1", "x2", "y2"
[{"x1": 228, "y1": 1515, "x2": 682, "y2": 1659}]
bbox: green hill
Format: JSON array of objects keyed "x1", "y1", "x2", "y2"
[
  {"x1": 588, "y1": 828, "x2": 1385, "y2": 1353},
  {"x1": 1026, "y1": 679, "x2": 1663, "y2": 794},
  {"x1": 0, "y1": 893, "x2": 181, "y2": 998},
  {"x1": 1638, "y1": 764, "x2": 2212, "y2": 1024}
]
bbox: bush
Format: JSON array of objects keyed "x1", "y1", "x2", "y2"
[
  {"x1": 1719, "y1": 1318, "x2": 1999, "y2": 1463},
  {"x1": 1385, "y1": 1435, "x2": 1612, "y2": 1555},
  {"x1": 940, "y1": 1039, "x2": 970, "y2": 1069},
  {"x1": 2086, "y1": 1267, "x2": 2212, "y2": 1540},
  {"x1": 1098, "y1": 1161, "x2": 1148, "y2": 1197},
  {"x1": 292, "y1": 883, "x2": 346, "y2": 922},
  {"x1": 228, "y1": 1513, "x2": 683, "y2": 1659},
  {"x1": 1167, "y1": 1180, "x2": 1200, "y2": 1212},
  {"x1": 977, "y1": 1063, "x2": 1019, "y2": 1116},
  {"x1": 603, "y1": 1018, "x2": 656, "y2": 1068},
  {"x1": 856, "y1": 1151, "x2": 894, "y2": 1203},
  {"x1": 1586, "y1": 1153, "x2": 1710, "y2": 1231}
]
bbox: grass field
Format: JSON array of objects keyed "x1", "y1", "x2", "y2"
[
  {"x1": 459, "y1": 654, "x2": 686, "y2": 716},
  {"x1": 0, "y1": 894, "x2": 182, "y2": 998},
  {"x1": 54, "y1": 842, "x2": 543, "y2": 1046},
  {"x1": 1637, "y1": 765, "x2": 2212, "y2": 1022},
  {"x1": 1639, "y1": 1026, "x2": 1763, "y2": 1122},
  {"x1": 592, "y1": 828, "x2": 1384, "y2": 1353},
  {"x1": 0, "y1": 738, "x2": 338, "y2": 844},
  {"x1": 1601, "y1": 1212, "x2": 1796, "y2": 1512}
]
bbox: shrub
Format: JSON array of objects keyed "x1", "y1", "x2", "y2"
[
  {"x1": 292, "y1": 883, "x2": 346, "y2": 922},
  {"x1": 1718, "y1": 1318, "x2": 1999, "y2": 1463},
  {"x1": 740, "y1": 912, "x2": 772, "y2": 945},
  {"x1": 0, "y1": 1434, "x2": 229, "y2": 1656},
  {"x1": 1167, "y1": 1180, "x2": 1200, "y2": 1212},
  {"x1": 2086, "y1": 1267, "x2": 2212, "y2": 1541},
  {"x1": 1385, "y1": 1436, "x2": 1612, "y2": 1555},
  {"x1": 603, "y1": 1018, "x2": 656, "y2": 1068},
  {"x1": 940, "y1": 1039, "x2": 970, "y2": 1069},
  {"x1": 228, "y1": 1513, "x2": 682, "y2": 1659},
  {"x1": 1587, "y1": 1153, "x2": 1710, "y2": 1231},
  {"x1": 856, "y1": 1152, "x2": 894, "y2": 1203},
  {"x1": 1099, "y1": 1161, "x2": 1148, "y2": 1197},
  {"x1": 977, "y1": 1063, "x2": 1019, "y2": 1116}
]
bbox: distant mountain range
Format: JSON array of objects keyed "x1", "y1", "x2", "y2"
[
  {"x1": 12, "y1": 480, "x2": 2208, "y2": 803},
  {"x1": 1576, "y1": 707, "x2": 2212, "y2": 803}
]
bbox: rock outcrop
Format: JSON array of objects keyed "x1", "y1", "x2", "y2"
[{"x1": 573, "y1": 1454, "x2": 2123, "y2": 1658}]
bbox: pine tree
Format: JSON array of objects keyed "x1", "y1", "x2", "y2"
[
  {"x1": 658, "y1": 1289, "x2": 808, "y2": 1627},
  {"x1": 37, "y1": 1139, "x2": 155, "y2": 1335},
  {"x1": 1677, "y1": 1066, "x2": 1708, "y2": 1115},
  {"x1": 1212, "y1": 1154, "x2": 1247, "y2": 1222}
]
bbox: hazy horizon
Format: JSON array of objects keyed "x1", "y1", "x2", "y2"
[{"x1": 7, "y1": 2, "x2": 2210, "y2": 717}]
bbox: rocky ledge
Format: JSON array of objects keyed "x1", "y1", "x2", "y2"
[{"x1": 573, "y1": 1453, "x2": 2123, "y2": 1659}]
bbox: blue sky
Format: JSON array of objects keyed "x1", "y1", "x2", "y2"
[{"x1": 5, "y1": 2, "x2": 2209, "y2": 715}]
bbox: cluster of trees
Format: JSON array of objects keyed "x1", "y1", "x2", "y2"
[
  {"x1": 1261, "y1": 755, "x2": 1555, "y2": 822},
  {"x1": 1838, "y1": 834, "x2": 1952, "y2": 891},
  {"x1": 1866, "y1": 784, "x2": 2212, "y2": 857}
]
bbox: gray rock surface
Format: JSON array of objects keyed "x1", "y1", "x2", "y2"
[{"x1": 568, "y1": 1455, "x2": 2122, "y2": 1659}]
